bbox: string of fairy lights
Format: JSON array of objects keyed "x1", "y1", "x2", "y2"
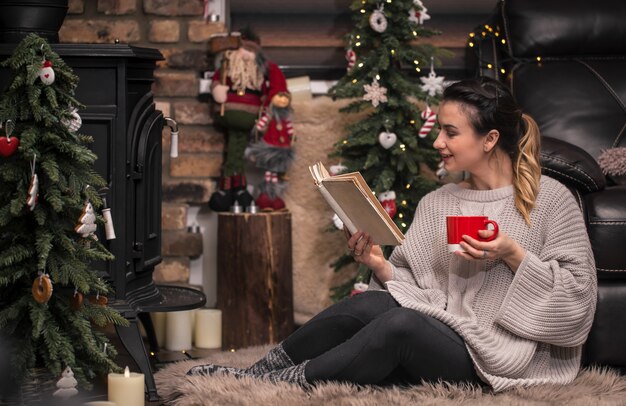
[{"x1": 466, "y1": 21, "x2": 543, "y2": 78}]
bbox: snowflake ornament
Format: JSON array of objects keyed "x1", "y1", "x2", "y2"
[
  {"x1": 420, "y1": 57, "x2": 445, "y2": 97},
  {"x1": 363, "y1": 79, "x2": 388, "y2": 107},
  {"x1": 409, "y1": 0, "x2": 431, "y2": 25}
]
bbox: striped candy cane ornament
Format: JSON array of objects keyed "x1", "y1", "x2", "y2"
[{"x1": 419, "y1": 106, "x2": 437, "y2": 138}]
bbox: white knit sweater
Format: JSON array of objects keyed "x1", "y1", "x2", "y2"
[{"x1": 369, "y1": 176, "x2": 597, "y2": 392}]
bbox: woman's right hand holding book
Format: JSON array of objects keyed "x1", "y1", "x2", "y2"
[{"x1": 344, "y1": 228, "x2": 393, "y2": 284}]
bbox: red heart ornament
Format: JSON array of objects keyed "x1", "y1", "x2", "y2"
[{"x1": 0, "y1": 136, "x2": 20, "y2": 157}]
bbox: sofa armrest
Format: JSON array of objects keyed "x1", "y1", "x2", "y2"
[{"x1": 540, "y1": 136, "x2": 606, "y2": 193}]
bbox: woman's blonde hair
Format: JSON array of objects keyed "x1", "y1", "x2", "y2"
[
  {"x1": 442, "y1": 78, "x2": 542, "y2": 225},
  {"x1": 514, "y1": 114, "x2": 541, "y2": 225}
]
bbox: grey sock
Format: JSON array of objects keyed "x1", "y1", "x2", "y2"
[
  {"x1": 186, "y1": 363, "x2": 242, "y2": 376},
  {"x1": 257, "y1": 361, "x2": 311, "y2": 389},
  {"x1": 244, "y1": 343, "x2": 295, "y2": 375}
]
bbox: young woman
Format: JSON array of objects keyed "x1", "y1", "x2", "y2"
[{"x1": 188, "y1": 77, "x2": 597, "y2": 392}]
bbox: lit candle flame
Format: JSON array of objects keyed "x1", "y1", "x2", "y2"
[{"x1": 124, "y1": 366, "x2": 130, "y2": 378}]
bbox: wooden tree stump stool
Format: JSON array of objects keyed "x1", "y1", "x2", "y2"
[{"x1": 217, "y1": 211, "x2": 295, "y2": 350}]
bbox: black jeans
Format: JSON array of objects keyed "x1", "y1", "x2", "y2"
[{"x1": 283, "y1": 290, "x2": 482, "y2": 386}]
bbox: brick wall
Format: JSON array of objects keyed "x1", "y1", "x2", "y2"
[{"x1": 61, "y1": 0, "x2": 224, "y2": 284}]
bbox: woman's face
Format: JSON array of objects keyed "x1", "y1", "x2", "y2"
[{"x1": 433, "y1": 101, "x2": 487, "y2": 173}]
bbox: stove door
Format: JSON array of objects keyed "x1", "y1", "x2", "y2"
[{"x1": 131, "y1": 109, "x2": 164, "y2": 275}]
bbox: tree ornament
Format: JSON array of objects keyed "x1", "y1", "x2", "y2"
[
  {"x1": 39, "y1": 60, "x2": 55, "y2": 86},
  {"x1": 75, "y1": 199, "x2": 98, "y2": 240},
  {"x1": 420, "y1": 57, "x2": 445, "y2": 97},
  {"x1": 419, "y1": 105, "x2": 437, "y2": 138},
  {"x1": 329, "y1": 162, "x2": 348, "y2": 176},
  {"x1": 332, "y1": 213, "x2": 344, "y2": 230},
  {"x1": 369, "y1": 5, "x2": 388, "y2": 33},
  {"x1": 89, "y1": 292, "x2": 108, "y2": 306},
  {"x1": 345, "y1": 47, "x2": 356, "y2": 72},
  {"x1": 436, "y1": 160, "x2": 448, "y2": 179},
  {"x1": 70, "y1": 289, "x2": 84, "y2": 310},
  {"x1": 26, "y1": 154, "x2": 39, "y2": 211},
  {"x1": 32, "y1": 272, "x2": 53, "y2": 304},
  {"x1": 102, "y1": 197, "x2": 116, "y2": 240},
  {"x1": 0, "y1": 120, "x2": 19, "y2": 158},
  {"x1": 62, "y1": 108, "x2": 82, "y2": 132},
  {"x1": 408, "y1": 0, "x2": 431, "y2": 25},
  {"x1": 378, "y1": 131, "x2": 397, "y2": 149},
  {"x1": 350, "y1": 282, "x2": 369, "y2": 297},
  {"x1": 363, "y1": 78, "x2": 388, "y2": 107},
  {"x1": 378, "y1": 190, "x2": 397, "y2": 218},
  {"x1": 53, "y1": 366, "x2": 78, "y2": 399}
]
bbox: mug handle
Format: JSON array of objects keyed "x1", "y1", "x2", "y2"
[{"x1": 481, "y1": 219, "x2": 499, "y2": 242}]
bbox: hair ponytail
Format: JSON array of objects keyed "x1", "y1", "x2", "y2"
[{"x1": 513, "y1": 114, "x2": 542, "y2": 225}]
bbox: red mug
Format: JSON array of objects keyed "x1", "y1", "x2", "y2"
[{"x1": 446, "y1": 216, "x2": 499, "y2": 253}]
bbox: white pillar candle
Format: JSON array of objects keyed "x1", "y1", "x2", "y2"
[
  {"x1": 150, "y1": 312, "x2": 167, "y2": 348},
  {"x1": 107, "y1": 366, "x2": 144, "y2": 406},
  {"x1": 165, "y1": 310, "x2": 192, "y2": 351},
  {"x1": 194, "y1": 308, "x2": 222, "y2": 349}
]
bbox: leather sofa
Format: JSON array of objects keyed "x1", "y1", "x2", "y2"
[{"x1": 471, "y1": 0, "x2": 626, "y2": 372}]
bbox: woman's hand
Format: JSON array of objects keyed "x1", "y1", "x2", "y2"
[
  {"x1": 456, "y1": 229, "x2": 526, "y2": 272},
  {"x1": 344, "y1": 228, "x2": 392, "y2": 283}
]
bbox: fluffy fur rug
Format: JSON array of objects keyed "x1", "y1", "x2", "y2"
[{"x1": 155, "y1": 345, "x2": 626, "y2": 405}]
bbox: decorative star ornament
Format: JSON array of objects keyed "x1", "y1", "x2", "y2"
[
  {"x1": 363, "y1": 79, "x2": 388, "y2": 107},
  {"x1": 409, "y1": 0, "x2": 431, "y2": 25},
  {"x1": 420, "y1": 57, "x2": 445, "y2": 97}
]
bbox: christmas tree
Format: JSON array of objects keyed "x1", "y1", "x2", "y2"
[
  {"x1": 329, "y1": 0, "x2": 452, "y2": 299},
  {"x1": 0, "y1": 34, "x2": 126, "y2": 390}
]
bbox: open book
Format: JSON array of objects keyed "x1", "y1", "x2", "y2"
[{"x1": 309, "y1": 162, "x2": 404, "y2": 246}]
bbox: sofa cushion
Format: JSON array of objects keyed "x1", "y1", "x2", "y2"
[
  {"x1": 511, "y1": 60, "x2": 626, "y2": 160},
  {"x1": 541, "y1": 136, "x2": 606, "y2": 194},
  {"x1": 584, "y1": 186, "x2": 626, "y2": 277},
  {"x1": 501, "y1": 0, "x2": 626, "y2": 58}
]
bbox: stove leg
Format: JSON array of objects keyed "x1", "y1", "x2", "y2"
[{"x1": 115, "y1": 317, "x2": 160, "y2": 402}]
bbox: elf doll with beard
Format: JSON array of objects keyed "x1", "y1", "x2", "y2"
[{"x1": 208, "y1": 30, "x2": 290, "y2": 212}]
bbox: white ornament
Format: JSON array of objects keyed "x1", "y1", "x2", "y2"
[
  {"x1": 378, "y1": 131, "x2": 397, "y2": 149},
  {"x1": 436, "y1": 160, "x2": 448, "y2": 179},
  {"x1": 53, "y1": 366, "x2": 78, "y2": 399},
  {"x1": 369, "y1": 7, "x2": 388, "y2": 33},
  {"x1": 329, "y1": 163, "x2": 348, "y2": 176},
  {"x1": 75, "y1": 201, "x2": 98, "y2": 240},
  {"x1": 354, "y1": 282, "x2": 369, "y2": 292},
  {"x1": 26, "y1": 155, "x2": 39, "y2": 211},
  {"x1": 39, "y1": 60, "x2": 55, "y2": 86},
  {"x1": 408, "y1": 0, "x2": 431, "y2": 25},
  {"x1": 420, "y1": 57, "x2": 445, "y2": 97},
  {"x1": 332, "y1": 213, "x2": 344, "y2": 230},
  {"x1": 363, "y1": 79, "x2": 388, "y2": 107},
  {"x1": 62, "y1": 108, "x2": 82, "y2": 132}
]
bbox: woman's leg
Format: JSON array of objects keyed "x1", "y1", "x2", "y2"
[
  {"x1": 305, "y1": 307, "x2": 481, "y2": 386},
  {"x1": 188, "y1": 290, "x2": 399, "y2": 376},
  {"x1": 282, "y1": 290, "x2": 400, "y2": 364}
]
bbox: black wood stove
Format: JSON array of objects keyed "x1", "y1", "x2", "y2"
[{"x1": 0, "y1": 44, "x2": 206, "y2": 401}]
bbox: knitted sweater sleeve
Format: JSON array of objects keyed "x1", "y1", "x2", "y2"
[
  {"x1": 368, "y1": 194, "x2": 447, "y2": 309},
  {"x1": 494, "y1": 185, "x2": 598, "y2": 347}
]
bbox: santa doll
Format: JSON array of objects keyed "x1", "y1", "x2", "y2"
[
  {"x1": 207, "y1": 30, "x2": 290, "y2": 212},
  {"x1": 246, "y1": 90, "x2": 295, "y2": 210}
]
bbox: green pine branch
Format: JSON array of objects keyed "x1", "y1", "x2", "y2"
[{"x1": 0, "y1": 34, "x2": 124, "y2": 390}]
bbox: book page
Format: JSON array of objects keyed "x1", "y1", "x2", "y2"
[{"x1": 323, "y1": 179, "x2": 403, "y2": 245}]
